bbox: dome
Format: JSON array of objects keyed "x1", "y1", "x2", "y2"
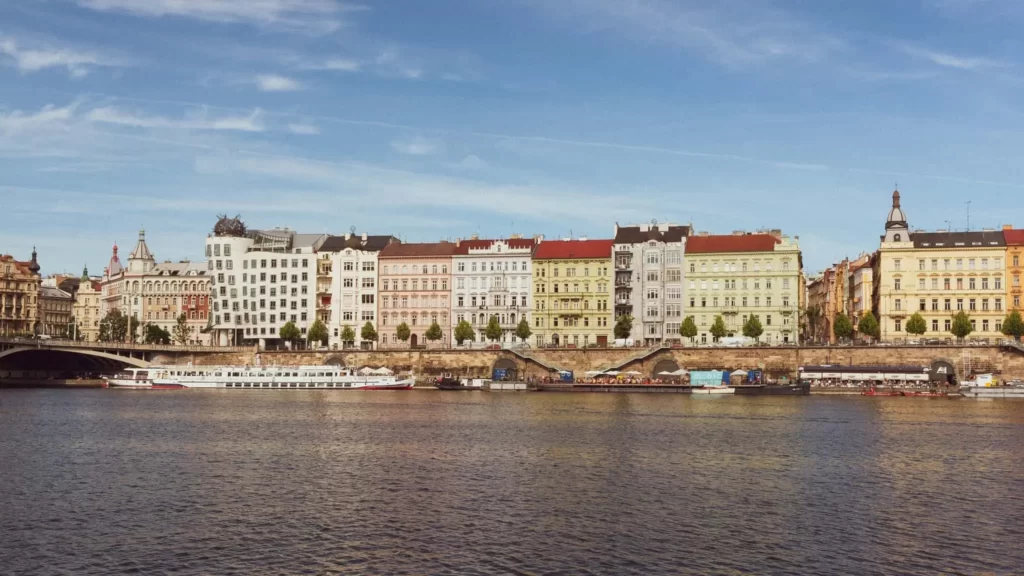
[{"x1": 886, "y1": 189, "x2": 907, "y2": 229}]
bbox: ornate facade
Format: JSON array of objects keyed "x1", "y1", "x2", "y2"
[
  {"x1": 377, "y1": 242, "x2": 456, "y2": 347},
  {"x1": 0, "y1": 249, "x2": 40, "y2": 336},
  {"x1": 532, "y1": 238, "x2": 614, "y2": 348},
  {"x1": 451, "y1": 236, "x2": 538, "y2": 346}
]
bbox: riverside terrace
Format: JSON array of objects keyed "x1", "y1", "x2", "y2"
[{"x1": 2, "y1": 337, "x2": 1024, "y2": 384}]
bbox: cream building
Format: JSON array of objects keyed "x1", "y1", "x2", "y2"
[
  {"x1": 1006, "y1": 227, "x2": 1023, "y2": 313},
  {"x1": 74, "y1": 267, "x2": 103, "y2": 341},
  {"x1": 684, "y1": 230, "x2": 802, "y2": 344},
  {"x1": 451, "y1": 236, "x2": 538, "y2": 346},
  {"x1": 0, "y1": 249, "x2": 40, "y2": 336},
  {"x1": 532, "y1": 238, "x2": 614, "y2": 348},
  {"x1": 317, "y1": 233, "x2": 399, "y2": 349},
  {"x1": 874, "y1": 190, "x2": 1006, "y2": 341},
  {"x1": 39, "y1": 285, "x2": 73, "y2": 337}
]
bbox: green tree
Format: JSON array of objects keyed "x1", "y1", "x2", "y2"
[
  {"x1": 454, "y1": 319, "x2": 475, "y2": 345},
  {"x1": 308, "y1": 319, "x2": 329, "y2": 346},
  {"x1": 905, "y1": 312, "x2": 927, "y2": 337},
  {"x1": 336, "y1": 324, "x2": 355, "y2": 347},
  {"x1": 950, "y1": 310, "x2": 973, "y2": 341},
  {"x1": 614, "y1": 314, "x2": 633, "y2": 340},
  {"x1": 709, "y1": 315, "x2": 727, "y2": 342},
  {"x1": 360, "y1": 321, "x2": 378, "y2": 344},
  {"x1": 484, "y1": 315, "x2": 503, "y2": 342},
  {"x1": 857, "y1": 311, "x2": 881, "y2": 340},
  {"x1": 742, "y1": 315, "x2": 764, "y2": 342},
  {"x1": 279, "y1": 321, "x2": 301, "y2": 346},
  {"x1": 171, "y1": 312, "x2": 193, "y2": 345},
  {"x1": 515, "y1": 317, "x2": 532, "y2": 343},
  {"x1": 801, "y1": 305, "x2": 822, "y2": 342},
  {"x1": 98, "y1": 309, "x2": 140, "y2": 343},
  {"x1": 1002, "y1": 310, "x2": 1024, "y2": 341},
  {"x1": 425, "y1": 321, "x2": 444, "y2": 343},
  {"x1": 679, "y1": 315, "x2": 698, "y2": 343},
  {"x1": 143, "y1": 323, "x2": 171, "y2": 345},
  {"x1": 833, "y1": 312, "x2": 853, "y2": 342},
  {"x1": 395, "y1": 322, "x2": 411, "y2": 345}
]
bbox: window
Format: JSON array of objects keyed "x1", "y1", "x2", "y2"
[
  {"x1": 919, "y1": 299, "x2": 926, "y2": 311},
  {"x1": 983, "y1": 277, "x2": 990, "y2": 290},
  {"x1": 918, "y1": 259, "x2": 925, "y2": 270},
  {"x1": 983, "y1": 319, "x2": 989, "y2": 332},
  {"x1": 362, "y1": 261, "x2": 375, "y2": 272},
  {"x1": 995, "y1": 298, "x2": 1003, "y2": 311},
  {"x1": 894, "y1": 320, "x2": 902, "y2": 332},
  {"x1": 932, "y1": 319, "x2": 939, "y2": 331},
  {"x1": 665, "y1": 269, "x2": 681, "y2": 282},
  {"x1": 944, "y1": 278, "x2": 950, "y2": 290},
  {"x1": 956, "y1": 259, "x2": 963, "y2": 270},
  {"x1": 894, "y1": 259, "x2": 901, "y2": 271},
  {"x1": 894, "y1": 299, "x2": 902, "y2": 311},
  {"x1": 932, "y1": 278, "x2": 938, "y2": 290},
  {"x1": 919, "y1": 278, "x2": 926, "y2": 290},
  {"x1": 931, "y1": 299, "x2": 938, "y2": 311},
  {"x1": 995, "y1": 277, "x2": 1002, "y2": 290},
  {"x1": 362, "y1": 277, "x2": 375, "y2": 288},
  {"x1": 969, "y1": 278, "x2": 976, "y2": 290},
  {"x1": 894, "y1": 278, "x2": 901, "y2": 291},
  {"x1": 956, "y1": 298, "x2": 963, "y2": 311},
  {"x1": 956, "y1": 278, "x2": 963, "y2": 290},
  {"x1": 944, "y1": 299, "x2": 951, "y2": 311}
]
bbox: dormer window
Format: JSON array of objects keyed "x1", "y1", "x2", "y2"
[{"x1": 894, "y1": 234, "x2": 901, "y2": 242}]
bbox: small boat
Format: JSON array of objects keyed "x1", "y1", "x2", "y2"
[
  {"x1": 107, "y1": 368, "x2": 184, "y2": 389},
  {"x1": 691, "y1": 385, "x2": 735, "y2": 395},
  {"x1": 961, "y1": 386, "x2": 1024, "y2": 398},
  {"x1": 734, "y1": 382, "x2": 811, "y2": 396},
  {"x1": 435, "y1": 374, "x2": 487, "y2": 390}
]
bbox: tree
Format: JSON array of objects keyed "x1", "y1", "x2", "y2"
[
  {"x1": 360, "y1": 321, "x2": 378, "y2": 344},
  {"x1": 1002, "y1": 310, "x2": 1024, "y2": 341},
  {"x1": 742, "y1": 315, "x2": 764, "y2": 342},
  {"x1": 172, "y1": 313, "x2": 192, "y2": 345},
  {"x1": 833, "y1": 312, "x2": 853, "y2": 342},
  {"x1": 515, "y1": 317, "x2": 532, "y2": 343},
  {"x1": 679, "y1": 316, "x2": 698, "y2": 343},
  {"x1": 395, "y1": 322, "x2": 411, "y2": 345},
  {"x1": 279, "y1": 321, "x2": 301, "y2": 347},
  {"x1": 614, "y1": 314, "x2": 633, "y2": 340},
  {"x1": 308, "y1": 319, "x2": 329, "y2": 347},
  {"x1": 950, "y1": 310, "x2": 973, "y2": 341},
  {"x1": 454, "y1": 320, "x2": 475, "y2": 345},
  {"x1": 801, "y1": 305, "x2": 822, "y2": 342},
  {"x1": 98, "y1": 309, "x2": 139, "y2": 343},
  {"x1": 905, "y1": 312, "x2": 927, "y2": 337},
  {"x1": 484, "y1": 315, "x2": 503, "y2": 342},
  {"x1": 709, "y1": 315, "x2": 727, "y2": 342},
  {"x1": 425, "y1": 321, "x2": 444, "y2": 343},
  {"x1": 143, "y1": 323, "x2": 171, "y2": 345},
  {"x1": 857, "y1": 311, "x2": 880, "y2": 340}
]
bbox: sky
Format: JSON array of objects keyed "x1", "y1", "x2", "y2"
[{"x1": 2, "y1": 0, "x2": 1023, "y2": 276}]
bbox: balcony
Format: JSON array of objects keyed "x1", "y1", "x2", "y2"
[
  {"x1": 890, "y1": 309, "x2": 907, "y2": 318},
  {"x1": 615, "y1": 298, "x2": 632, "y2": 306},
  {"x1": 615, "y1": 262, "x2": 632, "y2": 271},
  {"x1": 722, "y1": 305, "x2": 738, "y2": 314}
]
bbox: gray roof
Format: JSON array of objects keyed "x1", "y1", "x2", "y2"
[
  {"x1": 615, "y1": 225, "x2": 690, "y2": 244},
  {"x1": 40, "y1": 285, "x2": 72, "y2": 300},
  {"x1": 319, "y1": 234, "x2": 399, "y2": 253},
  {"x1": 912, "y1": 230, "x2": 1006, "y2": 249},
  {"x1": 150, "y1": 261, "x2": 208, "y2": 276}
]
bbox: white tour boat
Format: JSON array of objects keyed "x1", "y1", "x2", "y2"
[
  {"x1": 106, "y1": 368, "x2": 179, "y2": 389},
  {"x1": 152, "y1": 365, "x2": 415, "y2": 390}
]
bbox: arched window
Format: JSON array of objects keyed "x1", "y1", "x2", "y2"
[
  {"x1": 442, "y1": 265, "x2": 448, "y2": 274},
  {"x1": 422, "y1": 265, "x2": 428, "y2": 274},
  {"x1": 382, "y1": 265, "x2": 388, "y2": 275},
  {"x1": 402, "y1": 265, "x2": 408, "y2": 274},
  {"x1": 432, "y1": 265, "x2": 438, "y2": 274}
]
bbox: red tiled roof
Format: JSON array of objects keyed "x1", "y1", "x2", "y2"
[
  {"x1": 453, "y1": 238, "x2": 538, "y2": 255},
  {"x1": 378, "y1": 242, "x2": 458, "y2": 258},
  {"x1": 533, "y1": 239, "x2": 613, "y2": 260},
  {"x1": 0, "y1": 255, "x2": 34, "y2": 275},
  {"x1": 684, "y1": 234, "x2": 780, "y2": 254},
  {"x1": 1004, "y1": 229, "x2": 1024, "y2": 246}
]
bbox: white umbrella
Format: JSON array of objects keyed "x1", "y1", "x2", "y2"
[
  {"x1": 657, "y1": 371, "x2": 675, "y2": 376},
  {"x1": 624, "y1": 371, "x2": 643, "y2": 376},
  {"x1": 373, "y1": 367, "x2": 393, "y2": 375},
  {"x1": 603, "y1": 370, "x2": 620, "y2": 376},
  {"x1": 584, "y1": 370, "x2": 602, "y2": 376},
  {"x1": 671, "y1": 369, "x2": 689, "y2": 376},
  {"x1": 358, "y1": 366, "x2": 374, "y2": 375}
]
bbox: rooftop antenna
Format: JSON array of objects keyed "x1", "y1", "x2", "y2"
[
  {"x1": 965, "y1": 201, "x2": 971, "y2": 232},
  {"x1": 945, "y1": 219, "x2": 953, "y2": 233}
]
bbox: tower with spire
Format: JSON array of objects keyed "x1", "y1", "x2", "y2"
[
  {"x1": 126, "y1": 229, "x2": 155, "y2": 274},
  {"x1": 883, "y1": 188, "x2": 910, "y2": 243}
]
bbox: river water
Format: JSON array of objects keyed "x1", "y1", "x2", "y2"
[{"x1": 1, "y1": 390, "x2": 1022, "y2": 575}]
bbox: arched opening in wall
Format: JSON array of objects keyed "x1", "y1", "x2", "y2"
[
  {"x1": 930, "y1": 359, "x2": 957, "y2": 385},
  {"x1": 492, "y1": 358, "x2": 519, "y2": 381},
  {"x1": 325, "y1": 356, "x2": 346, "y2": 367},
  {"x1": 652, "y1": 358, "x2": 680, "y2": 379}
]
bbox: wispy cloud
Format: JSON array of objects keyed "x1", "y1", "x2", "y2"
[
  {"x1": 901, "y1": 45, "x2": 1006, "y2": 70},
  {"x1": 375, "y1": 47, "x2": 423, "y2": 79},
  {"x1": 86, "y1": 106, "x2": 266, "y2": 132},
  {"x1": 0, "y1": 36, "x2": 121, "y2": 77},
  {"x1": 531, "y1": 0, "x2": 842, "y2": 67},
  {"x1": 390, "y1": 136, "x2": 443, "y2": 156},
  {"x1": 288, "y1": 122, "x2": 320, "y2": 135},
  {"x1": 0, "y1": 103, "x2": 77, "y2": 135},
  {"x1": 255, "y1": 74, "x2": 304, "y2": 92},
  {"x1": 302, "y1": 57, "x2": 362, "y2": 72},
  {"x1": 76, "y1": 0, "x2": 359, "y2": 34}
]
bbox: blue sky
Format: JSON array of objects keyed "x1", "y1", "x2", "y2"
[{"x1": 2, "y1": 0, "x2": 1023, "y2": 275}]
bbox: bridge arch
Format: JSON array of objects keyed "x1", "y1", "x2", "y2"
[{"x1": 0, "y1": 347, "x2": 150, "y2": 370}]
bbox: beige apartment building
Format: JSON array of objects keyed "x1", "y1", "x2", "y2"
[
  {"x1": 0, "y1": 249, "x2": 41, "y2": 336},
  {"x1": 684, "y1": 231, "x2": 803, "y2": 344},
  {"x1": 377, "y1": 242, "x2": 456, "y2": 347},
  {"x1": 74, "y1": 267, "x2": 103, "y2": 341},
  {"x1": 874, "y1": 190, "x2": 1006, "y2": 341}
]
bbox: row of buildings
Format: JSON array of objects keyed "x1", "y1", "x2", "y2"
[
  {"x1": 200, "y1": 217, "x2": 805, "y2": 349},
  {"x1": 807, "y1": 190, "x2": 1024, "y2": 342}
]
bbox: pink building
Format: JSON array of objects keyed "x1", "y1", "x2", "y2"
[{"x1": 378, "y1": 242, "x2": 457, "y2": 347}]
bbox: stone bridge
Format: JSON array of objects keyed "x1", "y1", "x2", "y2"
[{"x1": 0, "y1": 338, "x2": 253, "y2": 375}]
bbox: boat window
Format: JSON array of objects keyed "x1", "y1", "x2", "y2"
[{"x1": 345, "y1": 383, "x2": 351, "y2": 387}]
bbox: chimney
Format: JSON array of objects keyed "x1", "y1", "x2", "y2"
[
  {"x1": 1004, "y1": 224, "x2": 1013, "y2": 230},
  {"x1": 362, "y1": 232, "x2": 367, "y2": 242},
  {"x1": 471, "y1": 234, "x2": 479, "y2": 240},
  {"x1": 579, "y1": 236, "x2": 588, "y2": 241}
]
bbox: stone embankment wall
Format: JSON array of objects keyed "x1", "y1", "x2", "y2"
[{"x1": 156, "y1": 345, "x2": 1024, "y2": 380}]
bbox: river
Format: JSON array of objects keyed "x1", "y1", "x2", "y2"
[{"x1": 1, "y1": 390, "x2": 1022, "y2": 575}]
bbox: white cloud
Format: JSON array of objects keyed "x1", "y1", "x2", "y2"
[
  {"x1": 455, "y1": 154, "x2": 487, "y2": 170},
  {"x1": 256, "y1": 74, "x2": 303, "y2": 91},
  {"x1": 86, "y1": 106, "x2": 266, "y2": 132},
  {"x1": 76, "y1": 0, "x2": 357, "y2": 34},
  {"x1": 530, "y1": 0, "x2": 841, "y2": 67},
  {"x1": 0, "y1": 36, "x2": 120, "y2": 77},
  {"x1": 902, "y1": 45, "x2": 1006, "y2": 70},
  {"x1": 288, "y1": 122, "x2": 320, "y2": 135},
  {"x1": 0, "y1": 103, "x2": 76, "y2": 135},
  {"x1": 390, "y1": 136, "x2": 443, "y2": 156},
  {"x1": 318, "y1": 58, "x2": 362, "y2": 72}
]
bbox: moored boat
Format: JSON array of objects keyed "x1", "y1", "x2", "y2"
[
  {"x1": 151, "y1": 365, "x2": 414, "y2": 390},
  {"x1": 961, "y1": 385, "x2": 1024, "y2": 398},
  {"x1": 435, "y1": 373, "x2": 488, "y2": 390},
  {"x1": 691, "y1": 385, "x2": 735, "y2": 395},
  {"x1": 733, "y1": 382, "x2": 811, "y2": 395},
  {"x1": 106, "y1": 368, "x2": 183, "y2": 389}
]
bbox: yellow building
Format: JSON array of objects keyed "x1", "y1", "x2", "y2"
[
  {"x1": 874, "y1": 190, "x2": 1006, "y2": 341},
  {"x1": 532, "y1": 239, "x2": 613, "y2": 347},
  {"x1": 0, "y1": 249, "x2": 41, "y2": 336},
  {"x1": 1006, "y1": 227, "x2": 1023, "y2": 313},
  {"x1": 74, "y1": 267, "x2": 103, "y2": 341}
]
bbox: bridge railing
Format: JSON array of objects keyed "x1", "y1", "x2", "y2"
[{"x1": 0, "y1": 337, "x2": 254, "y2": 353}]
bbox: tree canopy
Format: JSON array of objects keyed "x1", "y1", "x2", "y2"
[
  {"x1": 515, "y1": 318, "x2": 532, "y2": 342},
  {"x1": 1002, "y1": 310, "x2": 1024, "y2": 341},
  {"x1": 679, "y1": 316, "x2": 698, "y2": 342},
  {"x1": 950, "y1": 310, "x2": 973, "y2": 341},
  {"x1": 484, "y1": 315, "x2": 503, "y2": 342},
  {"x1": 361, "y1": 321, "x2": 378, "y2": 343},
  {"x1": 709, "y1": 316, "x2": 727, "y2": 341},
  {"x1": 340, "y1": 324, "x2": 356, "y2": 345},
  {"x1": 425, "y1": 321, "x2": 444, "y2": 342},
  {"x1": 395, "y1": 322, "x2": 411, "y2": 343},
  {"x1": 172, "y1": 313, "x2": 192, "y2": 345},
  {"x1": 857, "y1": 311, "x2": 880, "y2": 340},
  {"x1": 905, "y1": 313, "x2": 927, "y2": 336},
  {"x1": 143, "y1": 323, "x2": 171, "y2": 345},
  {"x1": 98, "y1": 309, "x2": 139, "y2": 343},
  {"x1": 833, "y1": 312, "x2": 853, "y2": 341},
  {"x1": 279, "y1": 321, "x2": 301, "y2": 343},
  {"x1": 742, "y1": 315, "x2": 764, "y2": 342},
  {"x1": 454, "y1": 320, "x2": 475, "y2": 345},
  {"x1": 614, "y1": 314, "x2": 633, "y2": 340},
  {"x1": 308, "y1": 319, "x2": 329, "y2": 346}
]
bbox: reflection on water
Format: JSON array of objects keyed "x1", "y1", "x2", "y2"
[{"x1": 1, "y1": 390, "x2": 1022, "y2": 575}]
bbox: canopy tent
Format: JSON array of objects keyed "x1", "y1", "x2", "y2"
[
  {"x1": 372, "y1": 367, "x2": 393, "y2": 375},
  {"x1": 657, "y1": 371, "x2": 676, "y2": 376},
  {"x1": 602, "y1": 370, "x2": 621, "y2": 376},
  {"x1": 358, "y1": 366, "x2": 375, "y2": 375},
  {"x1": 623, "y1": 371, "x2": 643, "y2": 376},
  {"x1": 730, "y1": 369, "x2": 747, "y2": 376},
  {"x1": 671, "y1": 369, "x2": 688, "y2": 376},
  {"x1": 584, "y1": 370, "x2": 603, "y2": 376}
]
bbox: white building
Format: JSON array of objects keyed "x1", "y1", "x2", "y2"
[
  {"x1": 206, "y1": 227, "x2": 327, "y2": 348},
  {"x1": 613, "y1": 222, "x2": 689, "y2": 345},
  {"x1": 317, "y1": 233, "x2": 399, "y2": 349},
  {"x1": 451, "y1": 236, "x2": 539, "y2": 345}
]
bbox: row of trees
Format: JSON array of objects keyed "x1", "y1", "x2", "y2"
[
  {"x1": 96, "y1": 309, "x2": 194, "y2": 344},
  {"x1": 278, "y1": 316, "x2": 537, "y2": 348},
  {"x1": 615, "y1": 312, "x2": 763, "y2": 343}
]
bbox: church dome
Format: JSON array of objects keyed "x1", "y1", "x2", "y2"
[{"x1": 886, "y1": 189, "x2": 907, "y2": 229}]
